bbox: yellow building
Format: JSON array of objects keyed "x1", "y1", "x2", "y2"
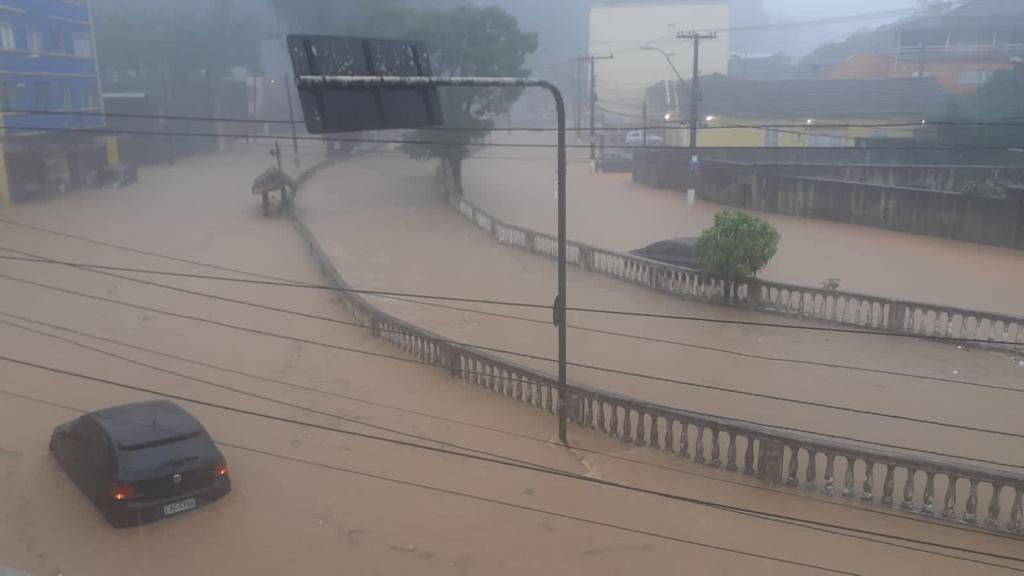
[{"x1": 647, "y1": 76, "x2": 946, "y2": 147}]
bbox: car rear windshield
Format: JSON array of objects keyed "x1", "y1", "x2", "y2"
[{"x1": 117, "y1": 430, "x2": 203, "y2": 451}]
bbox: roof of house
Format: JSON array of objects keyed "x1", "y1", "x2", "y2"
[
  {"x1": 899, "y1": 0, "x2": 1024, "y2": 29},
  {"x1": 688, "y1": 76, "x2": 947, "y2": 119}
]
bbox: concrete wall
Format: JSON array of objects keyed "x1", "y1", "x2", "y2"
[{"x1": 634, "y1": 148, "x2": 1024, "y2": 248}]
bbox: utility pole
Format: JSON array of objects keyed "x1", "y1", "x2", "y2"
[
  {"x1": 676, "y1": 31, "x2": 717, "y2": 150},
  {"x1": 578, "y1": 54, "x2": 614, "y2": 160},
  {"x1": 285, "y1": 74, "x2": 300, "y2": 168},
  {"x1": 642, "y1": 100, "x2": 648, "y2": 147}
]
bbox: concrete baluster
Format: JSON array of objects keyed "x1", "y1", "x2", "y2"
[
  {"x1": 709, "y1": 429, "x2": 721, "y2": 467},
  {"x1": 921, "y1": 471, "x2": 936, "y2": 514},
  {"x1": 881, "y1": 464, "x2": 895, "y2": 506},
  {"x1": 622, "y1": 408, "x2": 633, "y2": 443},
  {"x1": 842, "y1": 458, "x2": 855, "y2": 498},
  {"x1": 822, "y1": 453, "x2": 835, "y2": 494},
  {"x1": 609, "y1": 404, "x2": 619, "y2": 438},
  {"x1": 862, "y1": 460, "x2": 875, "y2": 502},
  {"x1": 743, "y1": 437, "x2": 755, "y2": 475},
  {"x1": 726, "y1": 431, "x2": 738, "y2": 472},
  {"x1": 663, "y1": 418, "x2": 675, "y2": 453},
  {"x1": 1009, "y1": 488, "x2": 1023, "y2": 532},
  {"x1": 942, "y1": 475, "x2": 959, "y2": 518},
  {"x1": 986, "y1": 484, "x2": 1002, "y2": 529},
  {"x1": 545, "y1": 385, "x2": 554, "y2": 413},
  {"x1": 963, "y1": 478, "x2": 979, "y2": 524},
  {"x1": 694, "y1": 426, "x2": 705, "y2": 464},
  {"x1": 785, "y1": 445, "x2": 799, "y2": 486},
  {"x1": 902, "y1": 469, "x2": 916, "y2": 510},
  {"x1": 635, "y1": 411, "x2": 646, "y2": 446},
  {"x1": 804, "y1": 449, "x2": 817, "y2": 490},
  {"x1": 679, "y1": 421, "x2": 689, "y2": 459},
  {"x1": 650, "y1": 414, "x2": 660, "y2": 449},
  {"x1": 597, "y1": 400, "x2": 606, "y2": 433}
]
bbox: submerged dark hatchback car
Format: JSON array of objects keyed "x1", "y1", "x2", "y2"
[
  {"x1": 628, "y1": 237, "x2": 702, "y2": 269},
  {"x1": 50, "y1": 400, "x2": 230, "y2": 527}
]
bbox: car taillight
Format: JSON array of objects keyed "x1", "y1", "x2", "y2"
[
  {"x1": 110, "y1": 482, "x2": 136, "y2": 501},
  {"x1": 213, "y1": 460, "x2": 228, "y2": 478}
]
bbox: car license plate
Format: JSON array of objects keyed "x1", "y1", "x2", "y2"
[{"x1": 163, "y1": 498, "x2": 197, "y2": 516}]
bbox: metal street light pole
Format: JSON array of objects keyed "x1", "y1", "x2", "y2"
[
  {"x1": 296, "y1": 74, "x2": 572, "y2": 445},
  {"x1": 285, "y1": 74, "x2": 300, "y2": 168}
]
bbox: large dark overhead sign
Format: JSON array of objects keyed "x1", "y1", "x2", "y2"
[{"x1": 287, "y1": 35, "x2": 444, "y2": 134}]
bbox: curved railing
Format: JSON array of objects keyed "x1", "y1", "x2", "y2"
[
  {"x1": 287, "y1": 159, "x2": 1024, "y2": 536},
  {"x1": 441, "y1": 167, "x2": 1024, "y2": 350}
]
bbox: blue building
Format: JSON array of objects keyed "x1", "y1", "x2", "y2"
[{"x1": 0, "y1": 0, "x2": 114, "y2": 203}]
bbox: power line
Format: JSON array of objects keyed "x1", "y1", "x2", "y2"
[
  {"x1": 0, "y1": 388, "x2": 868, "y2": 575},
  {"x1": 3, "y1": 123, "x2": 1024, "y2": 152},
  {"x1": 2, "y1": 357, "x2": 1022, "y2": 570},
  {"x1": 383, "y1": 293, "x2": 1024, "y2": 396},
  {"x1": 5, "y1": 248, "x2": 1023, "y2": 441},
  {"x1": 589, "y1": 7, "x2": 920, "y2": 46},
  {"x1": 1, "y1": 260, "x2": 1022, "y2": 469},
  {"x1": 0, "y1": 316, "x2": 569, "y2": 473},
  {"x1": 3, "y1": 308, "x2": 1018, "y2": 542},
  {"x1": 2, "y1": 251, "x2": 1020, "y2": 349},
  {"x1": 11, "y1": 107, "x2": 1024, "y2": 132}
]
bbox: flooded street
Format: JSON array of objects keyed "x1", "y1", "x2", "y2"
[
  {"x1": 461, "y1": 134, "x2": 1024, "y2": 316},
  {"x1": 0, "y1": 147, "x2": 1020, "y2": 575},
  {"x1": 302, "y1": 153, "x2": 1024, "y2": 468}
]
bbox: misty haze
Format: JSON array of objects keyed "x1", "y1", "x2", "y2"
[{"x1": 1, "y1": 1, "x2": 1024, "y2": 575}]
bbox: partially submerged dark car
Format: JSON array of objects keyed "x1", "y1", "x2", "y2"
[
  {"x1": 628, "y1": 237, "x2": 702, "y2": 269},
  {"x1": 595, "y1": 149, "x2": 634, "y2": 173},
  {"x1": 50, "y1": 400, "x2": 230, "y2": 527}
]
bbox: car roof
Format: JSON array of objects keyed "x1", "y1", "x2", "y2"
[{"x1": 87, "y1": 401, "x2": 204, "y2": 449}]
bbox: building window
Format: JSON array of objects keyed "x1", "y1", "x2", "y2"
[
  {"x1": 958, "y1": 69, "x2": 995, "y2": 86},
  {"x1": 27, "y1": 27, "x2": 45, "y2": 53},
  {"x1": 48, "y1": 27, "x2": 66, "y2": 53},
  {"x1": 0, "y1": 21, "x2": 14, "y2": 50},
  {"x1": 33, "y1": 83, "x2": 50, "y2": 110},
  {"x1": 59, "y1": 81, "x2": 72, "y2": 109},
  {"x1": 73, "y1": 33, "x2": 93, "y2": 58},
  {"x1": 763, "y1": 129, "x2": 780, "y2": 147},
  {"x1": 0, "y1": 82, "x2": 18, "y2": 109}
]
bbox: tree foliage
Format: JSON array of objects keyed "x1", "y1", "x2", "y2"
[
  {"x1": 943, "y1": 64, "x2": 1024, "y2": 147},
  {"x1": 384, "y1": 6, "x2": 538, "y2": 194},
  {"x1": 696, "y1": 212, "x2": 781, "y2": 281}
]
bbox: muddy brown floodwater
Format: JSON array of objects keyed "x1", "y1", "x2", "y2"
[
  {"x1": 1, "y1": 145, "x2": 1022, "y2": 575},
  {"x1": 463, "y1": 132, "x2": 1024, "y2": 317}
]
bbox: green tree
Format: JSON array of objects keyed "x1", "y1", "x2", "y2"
[
  {"x1": 696, "y1": 212, "x2": 781, "y2": 281},
  {"x1": 383, "y1": 6, "x2": 538, "y2": 194},
  {"x1": 944, "y1": 63, "x2": 1024, "y2": 147}
]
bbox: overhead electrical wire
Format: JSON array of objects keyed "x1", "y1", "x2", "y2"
[
  {"x1": 2, "y1": 357, "x2": 1022, "y2": 572},
  {"x1": 0, "y1": 389, "x2": 876, "y2": 576},
  {"x1": 5, "y1": 246, "x2": 1023, "y2": 442},
  {"x1": 0, "y1": 262, "x2": 1022, "y2": 469},
  {"x1": 1, "y1": 251, "x2": 1020, "y2": 350},
  {"x1": 3, "y1": 123, "x2": 1023, "y2": 153},
  {"x1": 9, "y1": 107, "x2": 1024, "y2": 132},
  {"x1": 2, "y1": 309, "x2": 1014, "y2": 543}
]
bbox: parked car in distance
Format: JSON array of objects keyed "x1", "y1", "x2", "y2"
[
  {"x1": 49, "y1": 400, "x2": 230, "y2": 527},
  {"x1": 624, "y1": 130, "x2": 663, "y2": 146},
  {"x1": 628, "y1": 237, "x2": 702, "y2": 269},
  {"x1": 595, "y1": 149, "x2": 634, "y2": 172}
]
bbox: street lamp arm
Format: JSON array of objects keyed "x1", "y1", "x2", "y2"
[{"x1": 641, "y1": 46, "x2": 684, "y2": 83}]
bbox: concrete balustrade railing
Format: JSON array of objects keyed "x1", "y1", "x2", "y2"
[
  {"x1": 287, "y1": 161, "x2": 1024, "y2": 537},
  {"x1": 440, "y1": 171, "x2": 1024, "y2": 350}
]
